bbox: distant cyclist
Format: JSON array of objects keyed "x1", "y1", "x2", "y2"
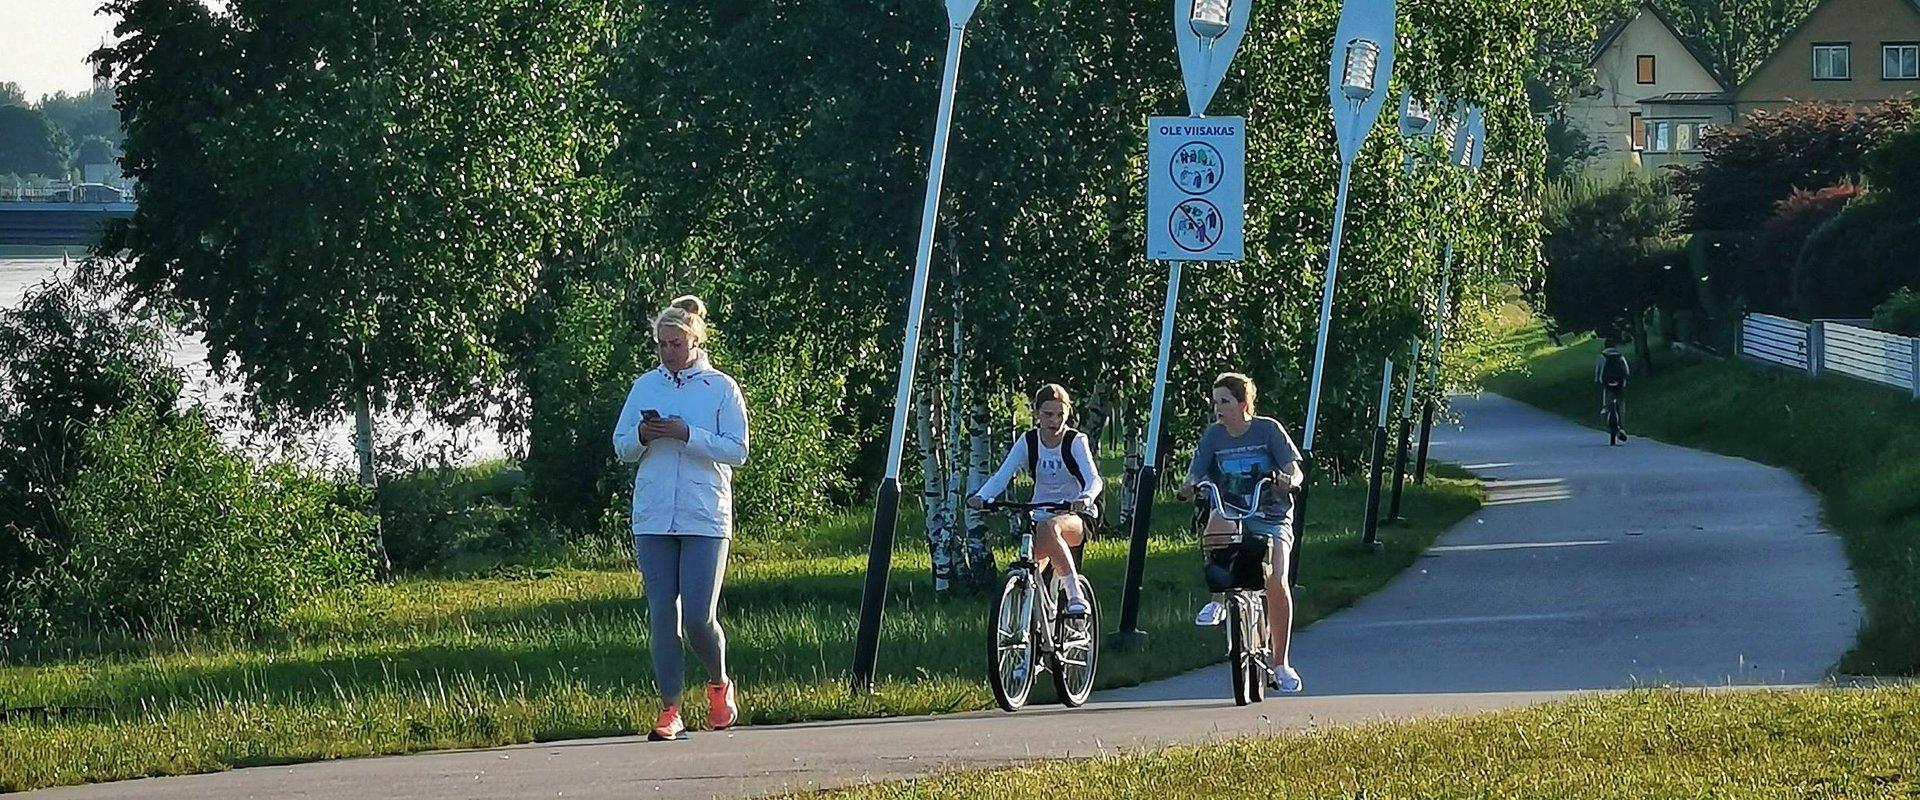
[
  {"x1": 1596, "y1": 338, "x2": 1630, "y2": 444},
  {"x1": 969, "y1": 384, "x2": 1103, "y2": 617}
]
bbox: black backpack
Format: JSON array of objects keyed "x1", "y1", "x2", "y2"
[{"x1": 1601, "y1": 351, "x2": 1630, "y2": 383}]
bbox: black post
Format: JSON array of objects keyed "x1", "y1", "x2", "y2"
[
  {"x1": 850, "y1": 477, "x2": 902, "y2": 693},
  {"x1": 1289, "y1": 454, "x2": 1310, "y2": 588},
  {"x1": 1414, "y1": 400, "x2": 1436, "y2": 484},
  {"x1": 1388, "y1": 411, "x2": 1413, "y2": 520},
  {"x1": 1112, "y1": 465, "x2": 1157, "y2": 649},
  {"x1": 1362, "y1": 421, "x2": 1388, "y2": 547}
]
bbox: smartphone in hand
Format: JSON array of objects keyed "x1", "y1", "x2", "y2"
[{"x1": 642, "y1": 409, "x2": 662, "y2": 422}]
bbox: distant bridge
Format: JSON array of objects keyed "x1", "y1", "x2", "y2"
[{"x1": 0, "y1": 203, "x2": 137, "y2": 246}]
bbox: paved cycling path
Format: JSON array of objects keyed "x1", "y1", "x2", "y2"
[{"x1": 25, "y1": 393, "x2": 1861, "y2": 800}]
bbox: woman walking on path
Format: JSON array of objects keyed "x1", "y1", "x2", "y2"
[{"x1": 613, "y1": 296, "x2": 750, "y2": 742}]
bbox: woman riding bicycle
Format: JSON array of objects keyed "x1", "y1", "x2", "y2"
[
  {"x1": 968, "y1": 383, "x2": 1103, "y2": 617},
  {"x1": 1177, "y1": 372, "x2": 1306, "y2": 693}
]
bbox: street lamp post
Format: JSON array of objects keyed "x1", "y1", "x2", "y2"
[
  {"x1": 1292, "y1": 0, "x2": 1397, "y2": 586},
  {"x1": 1386, "y1": 91, "x2": 1436, "y2": 521},
  {"x1": 851, "y1": 0, "x2": 986, "y2": 695},
  {"x1": 1414, "y1": 105, "x2": 1486, "y2": 484},
  {"x1": 1113, "y1": 0, "x2": 1253, "y2": 649}
]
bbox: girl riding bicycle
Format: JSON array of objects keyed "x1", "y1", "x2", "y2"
[
  {"x1": 1178, "y1": 372, "x2": 1306, "y2": 693},
  {"x1": 968, "y1": 384, "x2": 1103, "y2": 617}
]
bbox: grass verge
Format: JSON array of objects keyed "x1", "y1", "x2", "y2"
[
  {"x1": 804, "y1": 686, "x2": 1920, "y2": 799},
  {"x1": 1484, "y1": 322, "x2": 1920, "y2": 676},
  {"x1": 0, "y1": 471, "x2": 1479, "y2": 792}
]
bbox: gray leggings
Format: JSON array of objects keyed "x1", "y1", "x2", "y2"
[{"x1": 635, "y1": 535, "x2": 730, "y2": 701}]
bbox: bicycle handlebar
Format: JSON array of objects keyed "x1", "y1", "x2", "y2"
[{"x1": 1190, "y1": 477, "x2": 1278, "y2": 522}]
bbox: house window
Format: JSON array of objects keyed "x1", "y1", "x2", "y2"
[
  {"x1": 1644, "y1": 120, "x2": 1673, "y2": 152},
  {"x1": 1885, "y1": 43, "x2": 1919, "y2": 80},
  {"x1": 1674, "y1": 120, "x2": 1709, "y2": 152},
  {"x1": 1813, "y1": 43, "x2": 1852, "y2": 80},
  {"x1": 1630, "y1": 112, "x2": 1645, "y2": 151},
  {"x1": 1637, "y1": 55, "x2": 1657, "y2": 84}
]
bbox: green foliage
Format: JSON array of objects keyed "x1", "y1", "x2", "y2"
[
  {"x1": 1674, "y1": 100, "x2": 1915, "y2": 233},
  {"x1": 0, "y1": 104, "x2": 69, "y2": 178},
  {"x1": 70, "y1": 136, "x2": 117, "y2": 170},
  {"x1": 95, "y1": 0, "x2": 619, "y2": 424},
  {"x1": 0, "y1": 278, "x2": 182, "y2": 622},
  {"x1": 1741, "y1": 182, "x2": 1862, "y2": 315},
  {"x1": 1794, "y1": 129, "x2": 1920, "y2": 318},
  {"x1": 0, "y1": 81, "x2": 25, "y2": 107},
  {"x1": 34, "y1": 85, "x2": 122, "y2": 149},
  {"x1": 1655, "y1": 0, "x2": 1821, "y2": 86},
  {"x1": 1541, "y1": 173, "x2": 1681, "y2": 341},
  {"x1": 1872, "y1": 288, "x2": 1920, "y2": 338},
  {"x1": 610, "y1": 0, "x2": 1577, "y2": 473},
  {"x1": 725, "y1": 341, "x2": 858, "y2": 532},
  {"x1": 377, "y1": 461, "x2": 530, "y2": 573},
  {"x1": 1544, "y1": 114, "x2": 1599, "y2": 183},
  {"x1": 19, "y1": 407, "x2": 373, "y2": 635}
]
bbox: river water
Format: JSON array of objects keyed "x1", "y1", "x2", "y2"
[{"x1": 0, "y1": 253, "x2": 511, "y2": 471}]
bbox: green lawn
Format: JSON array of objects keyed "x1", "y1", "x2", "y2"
[
  {"x1": 804, "y1": 686, "x2": 1920, "y2": 799},
  {"x1": 1484, "y1": 322, "x2": 1920, "y2": 676},
  {"x1": 0, "y1": 472, "x2": 1479, "y2": 792}
]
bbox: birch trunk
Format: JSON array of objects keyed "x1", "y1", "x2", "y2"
[
  {"x1": 915, "y1": 390, "x2": 954, "y2": 592},
  {"x1": 960, "y1": 398, "x2": 996, "y2": 587}
]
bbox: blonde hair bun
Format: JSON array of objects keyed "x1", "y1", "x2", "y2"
[{"x1": 671, "y1": 295, "x2": 707, "y2": 318}]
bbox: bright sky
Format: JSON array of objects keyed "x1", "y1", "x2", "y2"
[{"x1": 0, "y1": 1, "x2": 120, "y2": 101}]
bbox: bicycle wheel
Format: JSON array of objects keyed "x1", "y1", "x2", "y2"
[
  {"x1": 1050, "y1": 576, "x2": 1099, "y2": 708},
  {"x1": 987, "y1": 570, "x2": 1037, "y2": 712},
  {"x1": 1244, "y1": 593, "x2": 1268, "y2": 704},
  {"x1": 1226, "y1": 592, "x2": 1253, "y2": 706}
]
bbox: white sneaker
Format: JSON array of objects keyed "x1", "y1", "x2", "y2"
[
  {"x1": 1268, "y1": 664, "x2": 1303, "y2": 693},
  {"x1": 1194, "y1": 601, "x2": 1226, "y2": 627}
]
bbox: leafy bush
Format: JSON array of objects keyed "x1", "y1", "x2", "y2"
[
  {"x1": 725, "y1": 341, "x2": 856, "y2": 534},
  {"x1": 1743, "y1": 183, "x2": 1863, "y2": 315},
  {"x1": 1543, "y1": 173, "x2": 1682, "y2": 347},
  {"x1": 20, "y1": 407, "x2": 373, "y2": 635},
  {"x1": 0, "y1": 277, "x2": 182, "y2": 616},
  {"x1": 1673, "y1": 100, "x2": 1914, "y2": 232},
  {"x1": 378, "y1": 460, "x2": 530, "y2": 572},
  {"x1": 1794, "y1": 129, "x2": 1920, "y2": 318},
  {"x1": 1873, "y1": 289, "x2": 1920, "y2": 338}
]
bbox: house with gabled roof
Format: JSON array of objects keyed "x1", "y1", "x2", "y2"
[
  {"x1": 1565, "y1": 2, "x2": 1729, "y2": 175},
  {"x1": 1568, "y1": 0, "x2": 1920, "y2": 176}
]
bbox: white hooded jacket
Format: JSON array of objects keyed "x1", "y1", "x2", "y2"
[{"x1": 612, "y1": 355, "x2": 749, "y2": 538}]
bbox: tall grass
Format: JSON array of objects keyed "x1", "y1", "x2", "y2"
[
  {"x1": 0, "y1": 475, "x2": 1479, "y2": 792},
  {"x1": 809, "y1": 686, "x2": 1920, "y2": 799}
]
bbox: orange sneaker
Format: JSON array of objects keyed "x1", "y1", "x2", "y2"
[
  {"x1": 648, "y1": 705, "x2": 686, "y2": 741},
  {"x1": 706, "y1": 681, "x2": 738, "y2": 730}
]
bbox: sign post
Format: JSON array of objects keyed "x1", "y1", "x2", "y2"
[{"x1": 1114, "y1": 0, "x2": 1252, "y2": 649}]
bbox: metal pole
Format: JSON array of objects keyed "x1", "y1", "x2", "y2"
[
  {"x1": 852, "y1": 21, "x2": 970, "y2": 694},
  {"x1": 1414, "y1": 252, "x2": 1453, "y2": 484},
  {"x1": 1294, "y1": 159, "x2": 1357, "y2": 584},
  {"x1": 1362, "y1": 357, "x2": 1392, "y2": 547},
  {"x1": 1388, "y1": 339, "x2": 1420, "y2": 521},
  {"x1": 1115, "y1": 259, "x2": 1183, "y2": 648}
]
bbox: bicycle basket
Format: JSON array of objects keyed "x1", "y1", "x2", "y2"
[{"x1": 1201, "y1": 525, "x2": 1272, "y2": 592}]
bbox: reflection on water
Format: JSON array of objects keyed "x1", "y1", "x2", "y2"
[{"x1": 0, "y1": 254, "x2": 512, "y2": 471}]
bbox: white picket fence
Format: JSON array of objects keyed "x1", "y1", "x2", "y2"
[{"x1": 1740, "y1": 314, "x2": 1920, "y2": 399}]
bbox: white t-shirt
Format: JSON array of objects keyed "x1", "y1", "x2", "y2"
[{"x1": 973, "y1": 430, "x2": 1104, "y2": 507}]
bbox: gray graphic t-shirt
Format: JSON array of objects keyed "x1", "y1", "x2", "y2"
[{"x1": 1186, "y1": 417, "x2": 1302, "y2": 525}]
